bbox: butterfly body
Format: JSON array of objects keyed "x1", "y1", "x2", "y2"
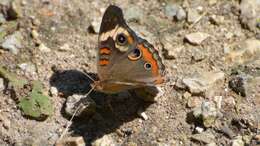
[{"x1": 93, "y1": 5, "x2": 165, "y2": 94}]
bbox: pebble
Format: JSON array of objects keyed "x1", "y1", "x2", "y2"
[
  {"x1": 65, "y1": 94, "x2": 96, "y2": 117},
  {"x1": 225, "y1": 39, "x2": 260, "y2": 64},
  {"x1": 59, "y1": 43, "x2": 71, "y2": 52},
  {"x1": 1, "y1": 31, "x2": 23, "y2": 54},
  {"x1": 193, "y1": 101, "x2": 218, "y2": 127},
  {"x1": 92, "y1": 135, "x2": 117, "y2": 146},
  {"x1": 164, "y1": 3, "x2": 179, "y2": 19},
  {"x1": 231, "y1": 136, "x2": 244, "y2": 146},
  {"x1": 176, "y1": 7, "x2": 186, "y2": 21},
  {"x1": 185, "y1": 32, "x2": 210, "y2": 45},
  {"x1": 183, "y1": 70, "x2": 225, "y2": 94},
  {"x1": 195, "y1": 126, "x2": 204, "y2": 133},
  {"x1": 0, "y1": 78, "x2": 4, "y2": 91},
  {"x1": 31, "y1": 29, "x2": 39, "y2": 39},
  {"x1": 56, "y1": 136, "x2": 85, "y2": 146},
  {"x1": 187, "y1": 96, "x2": 203, "y2": 108},
  {"x1": 164, "y1": 45, "x2": 184, "y2": 60},
  {"x1": 49, "y1": 86, "x2": 58, "y2": 97},
  {"x1": 137, "y1": 108, "x2": 149, "y2": 120},
  {"x1": 213, "y1": 96, "x2": 222, "y2": 109},
  {"x1": 124, "y1": 5, "x2": 144, "y2": 22},
  {"x1": 191, "y1": 48, "x2": 206, "y2": 61},
  {"x1": 187, "y1": 8, "x2": 201, "y2": 23},
  {"x1": 39, "y1": 43, "x2": 51, "y2": 52},
  {"x1": 190, "y1": 131, "x2": 215, "y2": 144},
  {"x1": 18, "y1": 63, "x2": 37, "y2": 75},
  {"x1": 183, "y1": 92, "x2": 191, "y2": 99}
]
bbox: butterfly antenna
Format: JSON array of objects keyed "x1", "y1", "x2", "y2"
[
  {"x1": 82, "y1": 71, "x2": 96, "y2": 82},
  {"x1": 58, "y1": 84, "x2": 96, "y2": 141}
]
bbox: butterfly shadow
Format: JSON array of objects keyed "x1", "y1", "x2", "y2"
[{"x1": 49, "y1": 69, "x2": 153, "y2": 145}]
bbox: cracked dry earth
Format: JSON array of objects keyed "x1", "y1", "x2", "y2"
[{"x1": 0, "y1": 0, "x2": 260, "y2": 146}]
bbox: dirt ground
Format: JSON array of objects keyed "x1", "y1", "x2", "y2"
[{"x1": 0, "y1": 0, "x2": 260, "y2": 146}]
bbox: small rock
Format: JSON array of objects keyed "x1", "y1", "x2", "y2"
[
  {"x1": 59, "y1": 43, "x2": 71, "y2": 51},
  {"x1": 213, "y1": 96, "x2": 222, "y2": 109},
  {"x1": 183, "y1": 71, "x2": 225, "y2": 94},
  {"x1": 195, "y1": 126, "x2": 204, "y2": 133},
  {"x1": 125, "y1": 5, "x2": 144, "y2": 22},
  {"x1": 183, "y1": 92, "x2": 191, "y2": 99},
  {"x1": 191, "y1": 131, "x2": 215, "y2": 144},
  {"x1": 191, "y1": 48, "x2": 206, "y2": 61},
  {"x1": 32, "y1": 18, "x2": 41, "y2": 26},
  {"x1": 193, "y1": 101, "x2": 218, "y2": 127},
  {"x1": 19, "y1": 63, "x2": 36, "y2": 75},
  {"x1": 176, "y1": 7, "x2": 186, "y2": 21},
  {"x1": 175, "y1": 77, "x2": 186, "y2": 89},
  {"x1": 137, "y1": 108, "x2": 148, "y2": 120},
  {"x1": 92, "y1": 135, "x2": 117, "y2": 146},
  {"x1": 1, "y1": 31, "x2": 23, "y2": 54},
  {"x1": 231, "y1": 136, "x2": 244, "y2": 146},
  {"x1": 164, "y1": 3, "x2": 186, "y2": 21},
  {"x1": 39, "y1": 43, "x2": 51, "y2": 52},
  {"x1": 187, "y1": 96, "x2": 203, "y2": 108},
  {"x1": 0, "y1": 78, "x2": 4, "y2": 91},
  {"x1": 164, "y1": 3, "x2": 179, "y2": 19},
  {"x1": 163, "y1": 45, "x2": 184, "y2": 59},
  {"x1": 31, "y1": 29, "x2": 39, "y2": 39},
  {"x1": 185, "y1": 32, "x2": 210, "y2": 45},
  {"x1": 49, "y1": 86, "x2": 58, "y2": 97},
  {"x1": 225, "y1": 39, "x2": 260, "y2": 64},
  {"x1": 56, "y1": 136, "x2": 85, "y2": 146},
  {"x1": 65, "y1": 94, "x2": 96, "y2": 117},
  {"x1": 187, "y1": 8, "x2": 201, "y2": 23}
]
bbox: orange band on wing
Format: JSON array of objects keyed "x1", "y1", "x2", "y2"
[
  {"x1": 99, "y1": 47, "x2": 111, "y2": 55},
  {"x1": 127, "y1": 35, "x2": 134, "y2": 44},
  {"x1": 99, "y1": 59, "x2": 109, "y2": 66},
  {"x1": 138, "y1": 44, "x2": 163, "y2": 84}
]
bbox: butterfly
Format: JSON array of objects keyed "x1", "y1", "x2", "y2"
[{"x1": 92, "y1": 5, "x2": 165, "y2": 94}]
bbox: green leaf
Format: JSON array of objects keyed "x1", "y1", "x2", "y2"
[
  {"x1": 0, "y1": 66, "x2": 28, "y2": 89},
  {"x1": 19, "y1": 81, "x2": 53, "y2": 120}
]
